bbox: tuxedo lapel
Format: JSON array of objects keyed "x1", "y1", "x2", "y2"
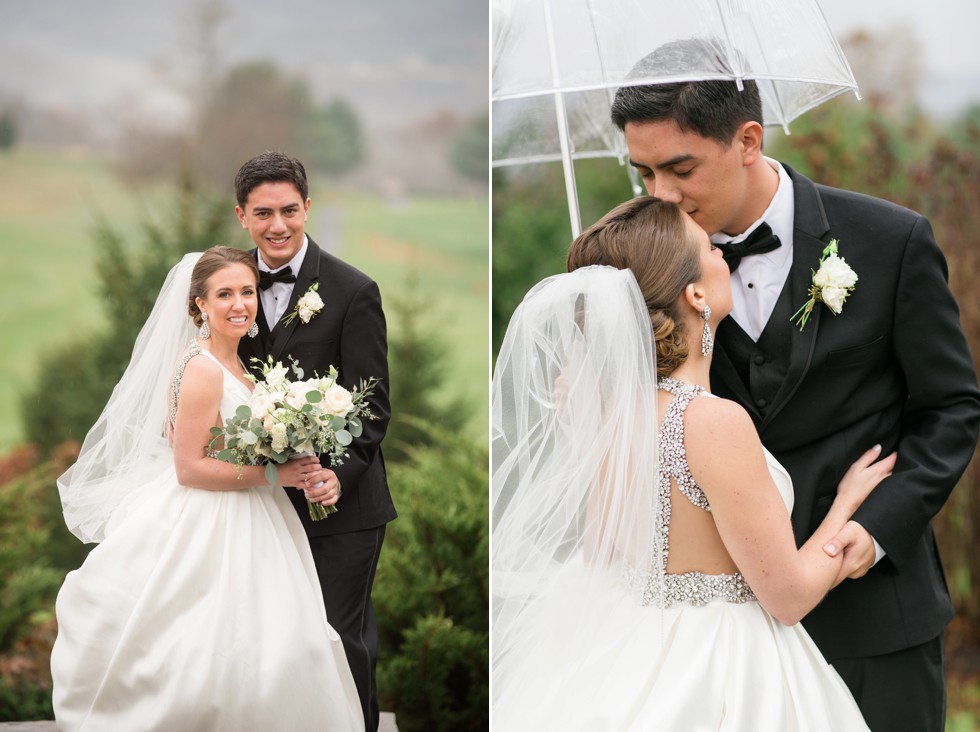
[
  {"x1": 269, "y1": 242, "x2": 321, "y2": 359},
  {"x1": 761, "y1": 166, "x2": 830, "y2": 429}
]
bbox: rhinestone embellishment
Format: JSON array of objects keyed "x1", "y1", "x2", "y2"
[{"x1": 624, "y1": 376, "x2": 756, "y2": 608}]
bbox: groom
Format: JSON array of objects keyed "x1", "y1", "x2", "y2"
[
  {"x1": 611, "y1": 40, "x2": 980, "y2": 732},
  {"x1": 234, "y1": 151, "x2": 396, "y2": 731}
]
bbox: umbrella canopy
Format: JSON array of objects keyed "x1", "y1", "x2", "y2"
[{"x1": 492, "y1": 0, "x2": 861, "y2": 234}]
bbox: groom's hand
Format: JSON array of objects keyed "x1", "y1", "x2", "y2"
[
  {"x1": 827, "y1": 520, "x2": 876, "y2": 581},
  {"x1": 300, "y1": 467, "x2": 342, "y2": 506}
]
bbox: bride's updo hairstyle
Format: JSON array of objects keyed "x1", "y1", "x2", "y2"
[
  {"x1": 566, "y1": 197, "x2": 702, "y2": 377},
  {"x1": 187, "y1": 246, "x2": 260, "y2": 327}
]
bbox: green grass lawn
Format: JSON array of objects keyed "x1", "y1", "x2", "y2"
[{"x1": 0, "y1": 147, "x2": 488, "y2": 450}]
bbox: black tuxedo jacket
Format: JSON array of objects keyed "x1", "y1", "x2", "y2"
[
  {"x1": 711, "y1": 165, "x2": 980, "y2": 660},
  {"x1": 239, "y1": 238, "x2": 396, "y2": 537}
]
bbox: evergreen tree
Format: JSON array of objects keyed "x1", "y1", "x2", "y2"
[
  {"x1": 21, "y1": 184, "x2": 235, "y2": 452},
  {"x1": 301, "y1": 98, "x2": 365, "y2": 174},
  {"x1": 374, "y1": 426, "x2": 488, "y2": 732},
  {"x1": 0, "y1": 111, "x2": 16, "y2": 152},
  {"x1": 449, "y1": 111, "x2": 488, "y2": 182},
  {"x1": 384, "y1": 275, "x2": 469, "y2": 463}
]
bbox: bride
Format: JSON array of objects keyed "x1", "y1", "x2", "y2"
[
  {"x1": 491, "y1": 198, "x2": 894, "y2": 730},
  {"x1": 51, "y1": 247, "x2": 364, "y2": 731}
]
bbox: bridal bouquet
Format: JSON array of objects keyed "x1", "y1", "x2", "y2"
[{"x1": 209, "y1": 355, "x2": 379, "y2": 520}]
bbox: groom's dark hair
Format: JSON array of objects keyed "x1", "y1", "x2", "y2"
[
  {"x1": 610, "y1": 38, "x2": 763, "y2": 145},
  {"x1": 235, "y1": 151, "x2": 309, "y2": 207}
]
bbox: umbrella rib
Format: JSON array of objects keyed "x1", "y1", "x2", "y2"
[
  {"x1": 542, "y1": 0, "x2": 582, "y2": 237},
  {"x1": 493, "y1": 74, "x2": 859, "y2": 103}
]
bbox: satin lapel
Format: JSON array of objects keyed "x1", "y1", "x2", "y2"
[
  {"x1": 269, "y1": 242, "x2": 321, "y2": 359},
  {"x1": 761, "y1": 166, "x2": 830, "y2": 430},
  {"x1": 239, "y1": 250, "x2": 273, "y2": 377},
  {"x1": 713, "y1": 318, "x2": 761, "y2": 421}
]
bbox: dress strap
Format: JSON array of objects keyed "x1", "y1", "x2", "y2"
[
  {"x1": 170, "y1": 342, "x2": 203, "y2": 427},
  {"x1": 657, "y1": 376, "x2": 711, "y2": 511}
]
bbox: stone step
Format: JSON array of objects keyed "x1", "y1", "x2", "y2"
[{"x1": 0, "y1": 712, "x2": 397, "y2": 731}]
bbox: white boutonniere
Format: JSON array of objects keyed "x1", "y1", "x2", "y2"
[
  {"x1": 282, "y1": 282, "x2": 324, "y2": 326},
  {"x1": 791, "y1": 239, "x2": 858, "y2": 331}
]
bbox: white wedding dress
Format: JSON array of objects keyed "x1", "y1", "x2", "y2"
[
  {"x1": 51, "y1": 347, "x2": 364, "y2": 732},
  {"x1": 492, "y1": 379, "x2": 870, "y2": 731}
]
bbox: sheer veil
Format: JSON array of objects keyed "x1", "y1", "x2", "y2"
[
  {"x1": 491, "y1": 265, "x2": 664, "y2": 708},
  {"x1": 58, "y1": 252, "x2": 203, "y2": 543}
]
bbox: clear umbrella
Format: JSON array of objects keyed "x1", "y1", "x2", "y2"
[{"x1": 492, "y1": 0, "x2": 861, "y2": 236}]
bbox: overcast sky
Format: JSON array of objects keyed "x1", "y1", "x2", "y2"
[
  {"x1": 818, "y1": 0, "x2": 979, "y2": 116},
  {"x1": 0, "y1": 0, "x2": 976, "y2": 140},
  {"x1": 0, "y1": 0, "x2": 488, "y2": 134}
]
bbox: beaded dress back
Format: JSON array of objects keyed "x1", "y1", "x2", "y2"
[
  {"x1": 169, "y1": 342, "x2": 202, "y2": 429},
  {"x1": 624, "y1": 376, "x2": 755, "y2": 608}
]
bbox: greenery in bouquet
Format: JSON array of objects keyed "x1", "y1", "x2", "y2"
[{"x1": 208, "y1": 355, "x2": 378, "y2": 519}]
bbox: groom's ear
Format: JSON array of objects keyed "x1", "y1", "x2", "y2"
[
  {"x1": 235, "y1": 205, "x2": 248, "y2": 228},
  {"x1": 735, "y1": 121, "x2": 764, "y2": 166}
]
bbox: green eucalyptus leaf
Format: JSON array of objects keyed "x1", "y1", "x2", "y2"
[
  {"x1": 241, "y1": 432, "x2": 258, "y2": 445},
  {"x1": 336, "y1": 429, "x2": 352, "y2": 446},
  {"x1": 306, "y1": 390, "x2": 322, "y2": 403},
  {"x1": 265, "y1": 462, "x2": 279, "y2": 486},
  {"x1": 235, "y1": 405, "x2": 252, "y2": 420}
]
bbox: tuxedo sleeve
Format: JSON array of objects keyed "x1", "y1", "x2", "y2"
[
  {"x1": 851, "y1": 215, "x2": 980, "y2": 568},
  {"x1": 328, "y1": 279, "x2": 390, "y2": 490}
]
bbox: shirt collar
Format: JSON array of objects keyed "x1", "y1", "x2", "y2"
[
  {"x1": 257, "y1": 235, "x2": 309, "y2": 274},
  {"x1": 711, "y1": 158, "x2": 794, "y2": 265}
]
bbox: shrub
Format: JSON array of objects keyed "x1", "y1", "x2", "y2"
[{"x1": 374, "y1": 424, "x2": 488, "y2": 731}]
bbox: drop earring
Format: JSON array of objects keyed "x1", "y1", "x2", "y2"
[
  {"x1": 198, "y1": 312, "x2": 211, "y2": 340},
  {"x1": 247, "y1": 321, "x2": 259, "y2": 338},
  {"x1": 700, "y1": 304, "x2": 713, "y2": 357}
]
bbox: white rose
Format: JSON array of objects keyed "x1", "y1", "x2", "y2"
[
  {"x1": 815, "y1": 254, "x2": 858, "y2": 289},
  {"x1": 250, "y1": 395, "x2": 275, "y2": 420},
  {"x1": 323, "y1": 384, "x2": 354, "y2": 416},
  {"x1": 298, "y1": 290, "x2": 324, "y2": 312},
  {"x1": 270, "y1": 423, "x2": 289, "y2": 453},
  {"x1": 821, "y1": 286, "x2": 848, "y2": 314},
  {"x1": 297, "y1": 306, "x2": 313, "y2": 324},
  {"x1": 265, "y1": 364, "x2": 290, "y2": 389},
  {"x1": 285, "y1": 390, "x2": 306, "y2": 410}
]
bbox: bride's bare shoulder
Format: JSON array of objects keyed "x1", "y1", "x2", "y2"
[
  {"x1": 682, "y1": 395, "x2": 767, "y2": 469},
  {"x1": 173, "y1": 347, "x2": 222, "y2": 395}
]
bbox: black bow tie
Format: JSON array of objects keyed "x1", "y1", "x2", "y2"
[
  {"x1": 719, "y1": 223, "x2": 781, "y2": 273},
  {"x1": 259, "y1": 266, "x2": 297, "y2": 291}
]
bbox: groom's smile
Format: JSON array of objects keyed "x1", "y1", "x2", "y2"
[{"x1": 235, "y1": 181, "x2": 311, "y2": 270}]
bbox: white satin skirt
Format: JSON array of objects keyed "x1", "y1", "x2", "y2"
[
  {"x1": 493, "y1": 586, "x2": 869, "y2": 732},
  {"x1": 51, "y1": 467, "x2": 364, "y2": 732}
]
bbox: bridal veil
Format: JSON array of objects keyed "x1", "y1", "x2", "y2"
[
  {"x1": 492, "y1": 265, "x2": 665, "y2": 709},
  {"x1": 58, "y1": 253, "x2": 202, "y2": 543}
]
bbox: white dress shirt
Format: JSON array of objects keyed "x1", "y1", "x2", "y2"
[
  {"x1": 711, "y1": 158, "x2": 795, "y2": 342},
  {"x1": 257, "y1": 236, "x2": 309, "y2": 330}
]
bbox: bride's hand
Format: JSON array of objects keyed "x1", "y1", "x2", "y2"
[
  {"x1": 275, "y1": 456, "x2": 321, "y2": 488},
  {"x1": 836, "y1": 444, "x2": 897, "y2": 511}
]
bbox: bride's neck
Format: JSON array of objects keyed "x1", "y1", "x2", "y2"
[
  {"x1": 668, "y1": 352, "x2": 712, "y2": 392},
  {"x1": 200, "y1": 335, "x2": 242, "y2": 368}
]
